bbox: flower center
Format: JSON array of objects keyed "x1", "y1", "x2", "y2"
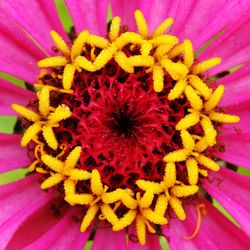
[{"x1": 12, "y1": 10, "x2": 240, "y2": 245}]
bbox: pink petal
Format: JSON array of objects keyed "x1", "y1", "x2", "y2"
[
  {"x1": 0, "y1": 79, "x2": 34, "y2": 116},
  {"x1": 65, "y1": 0, "x2": 108, "y2": 35},
  {"x1": 190, "y1": 0, "x2": 250, "y2": 51},
  {"x1": 92, "y1": 227, "x2": 127, "y2": 250},
  {"x1": 1, "y1": 0, "x2": 67, "y2": 55},
  {"x1": 0, "y1": 175, "x2": 54, "y2": 249},
  {"x1": 220, "y1": 99, "x2": 250, "y2": 134},
  {"x1": 23, "y1": 210, "x2": 91, "y2": 250},
  {"x1": 215, "y1": 132, "x2": 250, "y2": 169},
  {"x1": 199, "y1": 15, "x2": 250, "y2": 75},
  {"x1": 203, "y1": 168, "x2": 250, "y2": 237},
  {"x1": 111, "y1": 0, "x2": 140, "y2": 31},
  {"x1": 0, "y1": 133, "x2": 31, "y2": 173},
  {"x1": 0, "y1": 10, "x2": 43, "y2": 83},
  {"x1": 127, "y1": 224, "x2": 161, "y2": 250},
  {"x1": 162, "y1": 199, "x2": 250, "y2": 250},
  {"x1": 218, "y1": 63, "x2": 250, "y2": 106}
]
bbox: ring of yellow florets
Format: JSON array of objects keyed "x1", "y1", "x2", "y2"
[{"x1": 12, "y1": 10, "x2": 240, "y2": 245}]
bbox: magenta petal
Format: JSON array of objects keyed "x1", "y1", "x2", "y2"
[
  {"x1": 190, "y1": 0, "x2": 250, "y2": 51},
  {"x1": 218, "y1": 63, "x2": 250, "y2": 106},
  {"x1": 0, "y1": 79, "x2": 34, "y2": 115},
  {"x1": 0, "y1": 133, "x2": 31, "y2": 173},
  {"x1": 65, "y1": 0, "x2": 108, "y2": 36},
  {"x1": 0, "y1": 175, "x2": 54, "y2": 249},
  {"x1": 221, "y1": 99, "x2": 250, "y2": 134},
  {"x1": 23, "y1": 211, "x2": 91, "y2": 250},
  {"x1": 127, "y1": 224, "x2": 161, "y2": 250},
  {"x1": 111, "y1": 0, "x2": 140, "y2": 31},
  {"x1": 203, "y1": 168, "x2": 250, "y2": 237},
  {"x1": 199, "y1": 15, "x2": 250, "y2": 75},
  {"x1": 91, "y1": 228, "x2": 127, "y2": 250},
  {"x1": 215, "y1": 132, "x2": 250, "y2": 169},
  {"x1": 162, "y1": 199, "x2": 250, "y2": 250},
  {"x1": 1, "y1": 0, "x2": 67, "y2": 54},
  {"x1": 0, "y1": 10, "x2": 43, "y2": 83}
]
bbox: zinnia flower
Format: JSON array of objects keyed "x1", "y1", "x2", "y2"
[{"x1": 1, "y1": 0, "x2": 250, "y2": 249}]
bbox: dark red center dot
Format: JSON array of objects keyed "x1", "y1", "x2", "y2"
[{"x1": 37, "y1": 58, "x2": 190, "y2": 191}]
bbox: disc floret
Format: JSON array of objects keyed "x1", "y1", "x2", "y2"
[{"x1": 11, "y1": 9, "x2": 240, "y2": 245}]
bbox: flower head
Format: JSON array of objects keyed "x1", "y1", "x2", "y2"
[{"x1": 0, "y1": 0, "x2": 250, "y2": 249}]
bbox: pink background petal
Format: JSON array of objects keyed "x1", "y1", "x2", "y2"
[
  {"x1": 1, "y1": 0, "x2": 67, "y2": 55},
  {"x1": 215, "y1": 132, "x2": 250, "y2": 169},
  {"x1": 0, "y1": 133, "x2": 31, "y2": 173},
  {"x1": 162, "y1": 199, "x2": 250, "y2": 250},
  {"x1": 0, "y1": 175, "x2": 54, "y2": 249},
  {"x1": 111, "y1": 0, "x2": 140, "y2": 32},
  {"x1": 0, "y1": 78, "x2": 34, "y2": 115},
  {"x1": 92, "y1": 227, "x2": 127, "y2": 250},
  {"x1": 218, "y1": 62, "x2": 250, "y2": 106},
  {"x1": 199, "y1": 15, "x2": 250, "y2": 75},
  {"x1": 127, "y1": 223, "x2": 161, "y2": 250},
  {"x1": 203, "y1": 168, "x2": 250, "y2": 237},
  {"x1": 65, "y1": 0, "x2": 108, "y2": 36},
  {"x1": 24, "y1": 210, "x2": 90, "y2": 250},
  {"x1": 0, "y1": 10, "x2": 43, "y2": 83}
]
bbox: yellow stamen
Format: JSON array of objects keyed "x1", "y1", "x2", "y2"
[
  {"x1": 37, "y1": 56, "x2": 68, "y2": 67},
  {"x1": 171, "y1": 185, "x2": 199, "y2": 197},
  {"x1": 75, "y1": 56, "x2": 95, "y2": 72},
  {"x1": 71, "y1": 30, "x2": 89, "y2": 60},
  {"x1": 38, "y1": 87, "x2": 50, "y2": 117},
  {"x1": 50, "y1": 30, "x2": 70, "y2": 55},
  {"x1": 152, "y1": 66, "x2": 164, "y2": 92},
  {"x1": 192, "y1": 57, "x2": 221, "y2": 75},
  {"x1": 42, "y1": 125, "x2": 58, "y2": 150},
  {"x1": 47, "y1": 104, "x2": 71, "y2": 123},
  {"x1": 87, "y1": 34, "x2": 109, "y2": 49},
  {"x1": 183, "y1": 40, "x2": 194, "y2": 68},
  {"x1": 80, "y1": 205, "x2": 99, "y2": 232},
  {"x1": 135, "y1": 10, "x2": 148, "y2": 38},
  {"x1": 204, "y1": 85, "x2": 224, "y2": 111},
  {"x1": 140, "y1": 42, "x2": 153, "y2": 56},
  {"x1": 184, "y1": 85, "x2": 203, "y2": 111},
  {"x1": 136, "y1": 215, "x2": 146, "y2": 245},
  {"x1": 186, "y1": 158, "x2": 199, "y2": 185},
  {"x1": 152, "y1": 18, "x2": 173, "y2": 37},
  {"x1": 93, "y1": 47, "x2": 115, "y2": 70},
  {"x1": 175, "y1": 112, "x2": 200, "y2": 130},
  {"x1": 209, "y1": 112, "x2": 240, "y2": 123},
  {"x1": 168, "y1": 78, "x2": 187, "y2": 100},
  {"x1": 109, "y1": 16, "x2": 121, "y2": 42},
  {"x1": 127, "y1": 55, "x2": 154, "y2": 67},
  {"x1": 163, "y1": 162, "x2": 176, "y2": 188},
  {"x1": 154, "y1": 195, "x2": 169, "y2": 216},
  {"x1": 196, "y1": 155, "x2": 220, "y2": 171},
  {"x1": 181, "y1": 130, "x2": 195, "y2": 152},
  {"x1": 21, "y1": 123, "x2": 42, "y2": 147},
  {"x1": 114, "y1": 52, "x2": 134, "y2": 73},
  {"x1": 142, "y1": 208, "x2": 168, "y2": 224},
  {"x1": 188, "y1": 75, "x2": 212, "y2": 99},
  {"x1": 200, "y1": 116, "x2": 217, "y2": 147},
  {"x1": 12, "y1": 104, "x2": 40, "y2": 122},
  {"x1": 41, "y1": 173, "x2": 65, "y2": 189},
  {"x1": 65, "y1": 146, "x2": 81, "y2": 168},
  {"x1": 163, "y1": 149, "x2": 189, "y2": 162},
  {"x1": 91, "y1": 169, "x2": 104, "y2": 195},
  {"x1": 62, "y1": 64, "x2": 76, "y2": 90},
  {"x1": 169, "y1": 196, "x2": 186, "y2": 220},
  {"x1": 161, "y1": 59, "x2": 189, "y2": 80}
]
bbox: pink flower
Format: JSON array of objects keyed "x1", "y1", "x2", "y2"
[{"x1": 1, "y1": 0, "x2": 250, "y2": 249}]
